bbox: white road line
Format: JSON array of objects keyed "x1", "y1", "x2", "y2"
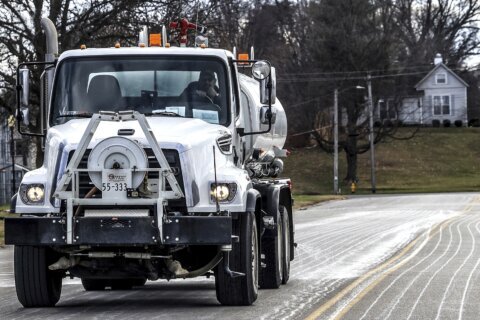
[
  {"x1": 400, "y1": 216, "x2": 473, "y2": 317},
  {"x1": 406, "y1": 218, "x2": 462, "y2": 320},
  {"x1": 389, "y1": 216, "x2": 475, "y2": 320},
  {"x1": 458, "y1": 220, "x2": 480, "y2": 320},
  {"x1": 357, "y1": 215, "x2": 446, "y2": 320},
  {"x1": 435, "y1": 217, "x2": 477, "y2": 320},
  {"x1": 327, "y1": 223, "x2": 436, "y2": 320}
]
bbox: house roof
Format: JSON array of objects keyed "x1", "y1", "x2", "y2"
[{"x1": 415, "y1": 63, "x2": 469, "y2": 88}]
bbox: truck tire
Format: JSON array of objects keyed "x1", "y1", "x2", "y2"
[
  {"x1": 280, "y1": 205, "x2": 291, "y2": 284},
  {"x1": 215, "y1": 212, "x2": 259, "y2": 305},
  {"x1": 259, "y1": 209, "x2": 283, "y2": 289},
  {"x1": 14, "y1": 246, "x2": 62, "y2": 307},
  {"x1": 81, "y1": 278, "x2": 107, "y2": 291}
]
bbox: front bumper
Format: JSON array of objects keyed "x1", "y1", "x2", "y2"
[{"x1": 5, "y1": 216, "x2": 232, "y2": 246}]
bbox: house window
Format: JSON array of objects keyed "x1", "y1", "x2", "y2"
[
  {"x1": 433, "y1": 95, "x2": 450, "y2": 115},
  {"x1": 379, "y1": 99, "x2": 397, "y2": 120},
  {"x1": 436, "y1": 73, "x2": 447, "y2": 84}
]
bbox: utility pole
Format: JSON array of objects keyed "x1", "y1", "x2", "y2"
[
  {"x1": 8, "y1": 115, "x2": 16, "y2": 195},
  {"x1": 367, "y1": 74, "x2": 376, "y2": 193},
  {"x1": 333, "y1": 88, "x2": 339, "y2": 194}
]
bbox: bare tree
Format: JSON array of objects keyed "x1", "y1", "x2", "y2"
[
  {"x1": 278, "y1": 0, "x2": 478, "y2": 184},
  {"x1": 393, "y1": 0, "x2": 480, "y2": 67},
  {"x1": 0, "y1": 0, "x2": 215, "y2": 168}
]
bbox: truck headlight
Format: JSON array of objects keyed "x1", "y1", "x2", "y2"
[
  {"x1": 210, "y1": 183, "x2": 237, "y2": 202},
  {"x1": 20, "y1": 184, "x2": 45, "y2": 205}
]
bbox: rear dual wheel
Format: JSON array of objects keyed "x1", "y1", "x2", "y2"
[
  {"x1": 260, "y1": 209, "x2": 283, "y2": 289},
  {"x1": 280, "y1": 205, "x2": 291, "y2": 284},
  {"x1": 260, "y1": 205, "x2": 291, "y2": 288}
]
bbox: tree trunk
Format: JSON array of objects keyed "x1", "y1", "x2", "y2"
[
  {"x1": 344, "y1": 134, "x2": 358, "y2": 183},
  {"x1": 345, "y1": 153, "x2": 357, "y2": 183}
]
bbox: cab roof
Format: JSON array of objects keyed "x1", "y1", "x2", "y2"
[{"x1": 58, "y1": 46, "x2": 233, "y2": 62}]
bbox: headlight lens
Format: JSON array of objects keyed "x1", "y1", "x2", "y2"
[
  {"x1": 20, "y1": 184, "x2": 45, "y2": 205},
  {"x1": 210, "y1": 183, "x2": 237, "y2": 202}
]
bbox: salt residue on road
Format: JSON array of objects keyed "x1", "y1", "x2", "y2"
[{"x1": 294, "y1": 208, "x2": 460, "y2": 281}]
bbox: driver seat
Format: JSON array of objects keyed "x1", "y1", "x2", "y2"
[{"x1": 86, "y1": 75, "x2": 125, "y2": 112}]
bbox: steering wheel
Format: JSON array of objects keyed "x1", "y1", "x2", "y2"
[{"x1": 192, "y1": 93, "x2": 221, "y2": 111}]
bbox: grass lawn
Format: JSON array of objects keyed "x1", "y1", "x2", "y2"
[
  {"x1": 283, "y1": 127, "x2": 480, "y2": 195},
  {"x1": 293, "y1": 194, "x2": 345, "y2": 209}
]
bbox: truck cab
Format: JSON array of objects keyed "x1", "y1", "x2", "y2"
[{"x1": 5, "y1": 18, "x2": 293, "y2": 307}]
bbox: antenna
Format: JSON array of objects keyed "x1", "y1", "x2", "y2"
[
  {"x1": 212, "y1": 145, "x2": 220, "y2": 213},
  {"x1": 195, "y1": 0, "x2": 200, "y2": 39}
]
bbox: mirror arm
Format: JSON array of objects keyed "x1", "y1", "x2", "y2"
[{"x1": 239, "y1": 115, "x2": 272, "y2": 137}]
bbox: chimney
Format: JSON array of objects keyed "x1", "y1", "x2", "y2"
[{"x1": 434, "y1": 53, "x2": 443, "y2": 65}]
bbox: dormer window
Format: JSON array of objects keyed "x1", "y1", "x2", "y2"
[{"x1": 436, "y1": 73, "x2": 447, "y2": 84}]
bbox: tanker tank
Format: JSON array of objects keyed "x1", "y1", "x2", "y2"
[{"x1": 238, "y1": 73, "x2": 288, "y2": 178}]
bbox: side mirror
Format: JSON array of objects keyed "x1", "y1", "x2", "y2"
[
  {"x1": 252, "y1": 61, "x2": 270, "y2": 80},
  {"x1": 19, "y1": 68, "x2": 30, "y2": 108},
  {"x1": 260, "y1": 106, "x2": 276, "y2": 125},
  {"x1": 253, "y1": 64, "x2": 276, "y2": 105},
  {"x1": 18, "y1": 68, "x2": 30, "y2": 126},
  {"x1": 16, "y1": 61, "x2": 54, "y2": 137}
]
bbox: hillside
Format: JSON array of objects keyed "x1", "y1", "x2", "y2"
[{"x1": 283, "y1": 127, "x2": 480, "y2": 195}]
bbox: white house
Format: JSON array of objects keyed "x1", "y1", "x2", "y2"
[
  {"x1": 415, "y1": 54, "x2": 468, "y2": 125},
  {"x1": 378, "y1": 54, "x2": 469, "y2": 126}
]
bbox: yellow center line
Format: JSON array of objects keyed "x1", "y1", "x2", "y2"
[{"x1": 304, "y1": 196, "x2": 479, "y2": 320}]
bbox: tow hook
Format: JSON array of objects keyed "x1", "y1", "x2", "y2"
[{"x1": 221, "y1": 245, "x2": 244, "y2": 278}]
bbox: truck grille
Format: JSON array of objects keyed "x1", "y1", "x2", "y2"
[{"x1": 67, "y1": 148, "x2": 185, "y2": 199}]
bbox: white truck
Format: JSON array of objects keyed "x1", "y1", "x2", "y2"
[{"x1": 5, "y1": 18, "x2": 293, "y2": 307}]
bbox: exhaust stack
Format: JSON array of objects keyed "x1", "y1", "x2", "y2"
[{"x1": 40, "y1": 17, "x2": 58, "y2": 62}]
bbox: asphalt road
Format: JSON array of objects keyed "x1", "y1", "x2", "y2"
[{"x1": 1, "y1": 193, "x2": 480, "y2": 319}]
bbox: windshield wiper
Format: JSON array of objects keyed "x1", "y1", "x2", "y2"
[
  {"x1": 56, "y1": 113, "x2": 93, "y2": 119},
  {"x1": 146, "y1": 111, "x2": 184, "y2": 117}
]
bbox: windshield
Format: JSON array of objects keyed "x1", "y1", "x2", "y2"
[{"x1": 50, "y1": 56, "x2": 229, "y2": 126}]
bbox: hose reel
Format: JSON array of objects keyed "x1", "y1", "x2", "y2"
[{"x1": 87, "y1": 136, "x2": 148, "y2": 190}]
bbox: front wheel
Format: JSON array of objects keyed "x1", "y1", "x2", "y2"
[
  {"x1": 215, "y1": 212, "x2": 259, "y2": 305},
  {"x1": 14, "y1": 246, "x2": 63, "y2": 307}
]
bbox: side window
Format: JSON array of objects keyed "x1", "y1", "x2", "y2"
[
  {"x1": 240, "y1": 91, "x2": 249, "y2": 115},
  {"x1": 240, "y1": 90, "x2": 253, "y2": 129}
]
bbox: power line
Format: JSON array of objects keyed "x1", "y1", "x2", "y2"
[
  {"x1": 278, "y1": 70, "x2": 431, "y2": 83},
  {"x1": 281, "y1": 64, "x2": 436, "y2": 76},
  {"x1": 289, "y1": 125, "x2": 333, "y2": 137},
  {"x1": 278, "y1": 66, "x2": 479, "y2": 83}
]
